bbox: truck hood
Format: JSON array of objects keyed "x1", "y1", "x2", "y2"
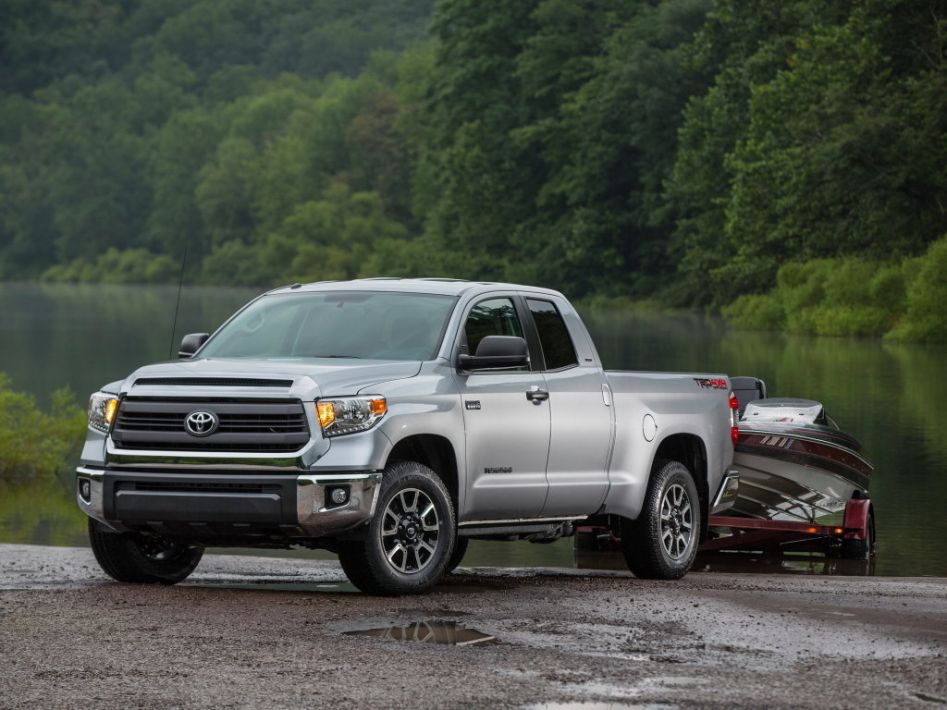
[{"x1": 120, "y1": 357, "x2": 422, "y2": 399}]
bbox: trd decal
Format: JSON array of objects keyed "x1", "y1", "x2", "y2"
[
  {"x1": 484, "y1": 466, "x2": 513, "y2": 474},
  {"x1": 465, "y1": 400, "x2": 482, "y2": 410},
  {"x1": 693, "y1": 377, "x2": 728, "y2": 390}
]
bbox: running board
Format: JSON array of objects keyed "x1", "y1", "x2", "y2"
[{"x1": 458, "y1": 516, "x2": 586, "y2": 540}]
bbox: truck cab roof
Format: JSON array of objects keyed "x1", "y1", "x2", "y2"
[{"x1": 266, "y1": 278, "x2": 568, "y2": 301}]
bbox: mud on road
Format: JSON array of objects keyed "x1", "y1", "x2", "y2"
[{"x1": 1, "y1": 544, "x2": 945, "y2": 709}]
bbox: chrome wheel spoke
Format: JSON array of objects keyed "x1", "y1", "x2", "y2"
[
  {"x1": 380, "y1": 487, "x2": 441, "y2": 575},
  {"x1": 386, "y1": 543, "x2": 406, "y2": 572},
  {"x1": 659, "y1": 482, "x2": 694, "y2": 560}
]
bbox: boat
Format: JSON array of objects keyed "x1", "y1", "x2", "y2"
[
  {"x1": 574, "y1": 376, "x2": 876, "y2": 568},
  {"x1": 725, "y1": 377, "x2": 873, "y2": 528}
]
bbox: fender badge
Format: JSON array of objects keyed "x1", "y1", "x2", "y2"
[
  {"x1": 465, "y1": 400, "x2": 482, "y2": 410},
  {"x1": 693, "y1": 377, "x2": 728, "y2": 390}
]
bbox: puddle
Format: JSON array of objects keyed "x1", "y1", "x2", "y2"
[{"x1": 344, "y1": 620, "x2": 495, "y2": 645}]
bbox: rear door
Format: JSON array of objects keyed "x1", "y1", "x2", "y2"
[
  {"x1": 525, "y1": 297, "x2": 613, "y2": 517},
  {"x1": 455, "y1": 295, "x2": 551, "y2": 521}
]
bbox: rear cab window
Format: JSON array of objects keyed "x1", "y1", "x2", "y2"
[{"x1": 526, "y1": 298, "x2": 578, "y2": 371}]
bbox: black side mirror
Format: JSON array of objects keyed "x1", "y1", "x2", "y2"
[
  {"x1": 458, "y1": 335, "x2": 529, "y2": 371},
  {"x1": 178, "y1": 333, "x2": 210, "y2": 359}
]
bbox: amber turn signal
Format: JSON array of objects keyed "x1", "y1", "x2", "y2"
[
  {"x1": 317, "y1": 401, "x2": 336, "y2": 429},
  {"x1": 105, "y1": 398, "x2": 119, "y2": 426}
]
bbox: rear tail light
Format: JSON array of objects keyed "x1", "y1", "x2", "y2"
[{"x1": 728, "y1": 392, "x2": 740, "y2": 445}]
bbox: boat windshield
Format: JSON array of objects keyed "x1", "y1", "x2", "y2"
[
  {"x1": 742, "y1": 399, "x2": 827, "y2": 425},
  {"x1": 199, "y1": 291, "x2": 458, "y2": 361}
]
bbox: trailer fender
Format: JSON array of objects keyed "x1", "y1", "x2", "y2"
[{"x1": 843, "y1": 498, "x2": 871, "y2": 540}]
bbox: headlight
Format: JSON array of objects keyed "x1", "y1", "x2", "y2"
[
  {"x1": 87, "y1": 392, "x2": 119, "y2": 433},
  {"x1": 316, "y1": 396, "x2": 387, "y2": 437}
]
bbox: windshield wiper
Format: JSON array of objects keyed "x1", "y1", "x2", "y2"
[{"x1": 311, "y1": 354, "x2": 362, "y2": 359}]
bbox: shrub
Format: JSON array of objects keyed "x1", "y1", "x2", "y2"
[
  {"x1": 41, "y1": 248, "x2": 180, "y2": 284},
  {"x1": 721, "y1": 293, "x2": 785, "y2": 330},
  {"x1": 727, "y1": 256, "x2": 903, "y2": 338},
  {"x1": 0, "y1": 374, "x2": 86, "y2": 484},
  {"x1": 888, "y1": 235, "x2": 947, "y2": 342}
]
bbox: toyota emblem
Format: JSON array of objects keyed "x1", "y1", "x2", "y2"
[{"x1": 185, "y1": 410, "x2": 219, "y2": 437}]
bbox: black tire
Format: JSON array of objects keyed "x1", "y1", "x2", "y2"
[
  {"x1": 446, "y1": 537, "x2": 469, "y2": 574},
  {"x1": 841, "y1": 510, "x2": 875, "y2": 560},
  {"x1": 621, "y1": 459, "x2": 701, "y2": 580},
  {"x1": 88, "y1": 519, "x2": 203, "y2": 585},
  {"x1": 337, "y1": 461, "x2": 456, "y2": 595}
]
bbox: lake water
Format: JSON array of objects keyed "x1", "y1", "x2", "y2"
[{"x1": 1, "y1": 282, "x2": 945, "y2": 576}]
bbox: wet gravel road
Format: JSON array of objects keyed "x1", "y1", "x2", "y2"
[{"x1": 1, "y1": 544, "x2": 945, "y2": 709}]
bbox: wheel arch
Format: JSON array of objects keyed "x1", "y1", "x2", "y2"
[
  {"x1": 385, "y1": 434, "x2": 459, "y2": 514},
  {"x1": 651, "y1": 433, "x2": 709, "y2": 539}
]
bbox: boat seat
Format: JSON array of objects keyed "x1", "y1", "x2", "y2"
[{"x1": 730, "y1": 376, "x2": 767, "y2": 414}]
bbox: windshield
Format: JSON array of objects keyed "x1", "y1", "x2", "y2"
[{"x1": 199, "y1": 291, "x2": 457, "y2": 361}]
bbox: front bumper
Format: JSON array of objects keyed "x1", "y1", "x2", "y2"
[{"x1": 76, "y1": 466, "x2": 382, "y2": 540}]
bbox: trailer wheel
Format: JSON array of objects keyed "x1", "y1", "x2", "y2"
[
  {"x1": 621, "y1": 459, "x2": 701, "y2": 580},
  {"x1": 88, "y1": 519, "x2": 203, "y2": 584},
  {"x1": 337, "y1": 461, "x2": 455, "y2": 595},
  {"x1": 841, "y1": 511, "x2": 875, "y2": 560}
]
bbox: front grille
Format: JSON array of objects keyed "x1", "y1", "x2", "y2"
[{"x1": 112, "y1": 398, "x2": 310, "y2": 453}]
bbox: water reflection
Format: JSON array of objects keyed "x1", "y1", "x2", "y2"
[
  {"x1": 573, "y1": 546, "x2": 874, "y2": 577},
  {"x1": 1, "y1": 284, "x2": 945, "y2": 576},
  {"x1": 0, "y1": 475, "x2": 86, "y2": 548}
]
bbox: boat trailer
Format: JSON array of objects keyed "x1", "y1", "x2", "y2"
[
  {"x1": 575, "y1": 497, "x2": 874, "y2": 561},
  {"x1": 702, "y1": 497, "x2": 873, "y2": 557}
]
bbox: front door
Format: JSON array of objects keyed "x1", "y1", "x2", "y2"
[{"x1": 456, "y1": 296, "x2": 550, "y2": 521}]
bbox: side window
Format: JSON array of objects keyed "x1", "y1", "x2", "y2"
[
  {"x1": 527, "y1": 299, "x2": 578, "y2": 370},
  {"x1": 464, "y1": 297, "x2": 525, "y2": 355}
]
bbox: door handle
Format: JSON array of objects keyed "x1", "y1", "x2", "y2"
[{"x1": 526, "y1": 388, "x2": 549, "y2": 403}]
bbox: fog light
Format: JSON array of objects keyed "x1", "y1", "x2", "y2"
[
  {"x1": 329, "y1": 487, "x2": 349, "y2": 505},
  {"x1": 78, "y1": 479, "x2": 92, "y2": 503}
]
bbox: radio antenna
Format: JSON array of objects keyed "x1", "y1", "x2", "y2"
[{"x1": 167, "y1": 238, "x2": 189, "y2": 359}]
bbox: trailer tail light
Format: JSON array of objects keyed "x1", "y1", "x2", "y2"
[{"x1": 729, "y1": 392, "x2": 740, "y2": 445}]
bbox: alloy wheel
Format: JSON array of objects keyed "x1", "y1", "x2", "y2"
[
  {"x1": 660, "y1": 483, "x2": 693, "y2": 559},
  {"x1": 379, "y1": 488, "x2": 440, "y2": 574}
]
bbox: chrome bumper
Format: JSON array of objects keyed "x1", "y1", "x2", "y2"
[
  {"x1": 296, "y1": 472, "x2": 382, "y2": 536},
  {"x1": 711, "y1": 469, "x2": 740, "y2": 515},
  {"x1": 76, "y1": 466, "x2": 382, "y2": 538}
]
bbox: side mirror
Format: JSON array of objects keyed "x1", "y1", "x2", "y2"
[
  {"x1": 178, "y1": 333, "x2": 210, "y2": 359},
  {"x1": 458, "y1": 335, "x2": 529, "y2": 371}
]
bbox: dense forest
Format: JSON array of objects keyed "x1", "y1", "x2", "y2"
[{"x1": 1, "y1": 0, "x2": 946, "y2": 340}]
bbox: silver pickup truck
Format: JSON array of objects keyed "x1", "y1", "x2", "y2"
[{"x1": 77, "y1": 279, "x2": 739, "y2": 594}]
